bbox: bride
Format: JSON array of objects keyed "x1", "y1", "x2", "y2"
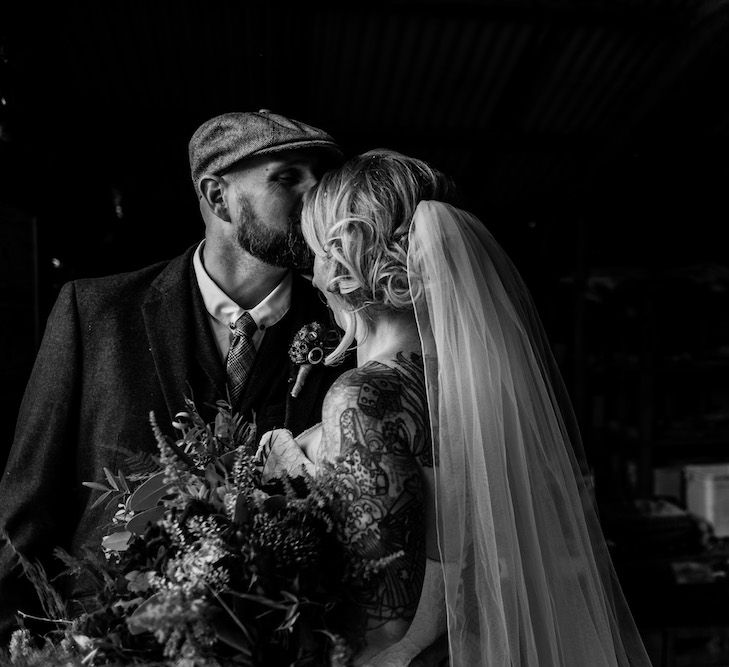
[{"x1": 257, "y1": 150, "x2": 651, "y2": 666}]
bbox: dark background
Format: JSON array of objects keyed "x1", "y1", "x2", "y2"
[{"x1": 2, "y1": 1, "x2": 729, "y2": 662}]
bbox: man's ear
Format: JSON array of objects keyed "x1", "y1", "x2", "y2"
[{"x1": 199, "y1": 175, "x2": 231, "y2": 222}]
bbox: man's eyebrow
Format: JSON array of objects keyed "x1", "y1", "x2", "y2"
[
  {"x1": 267, "y1": 160, "x2": 296, "y2": 169},
  {"x1": 269, "y1": 160, "x2": 316, "y2": 173},
  {"x1": 280, "y1": 158, "x2": 314, "y2": 167}
]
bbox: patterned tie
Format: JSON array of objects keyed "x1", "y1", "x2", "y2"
[{"x1": 226, "y1": 312, "x2": 258, "y2": 407}]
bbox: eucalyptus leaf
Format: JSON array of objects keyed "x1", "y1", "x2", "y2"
[
  {"x1": 103, "y1": 467, "x2": 119, "y2": 491},
  {"x1": 127, "y1": 591, "x2": 164, "y2": 635},
  {"x1": 127, "y1": 471, "x2": 173, "y2": 512},
  {"x1": 126, "y1": 505, "x2": 166, "y2": 535},
  {"x1": 90, "y1": 490, "x2": 112, "y2": 510},
  {"x1": 101, "y1": 530, "x2": 132, "y2": 552},
  {"x1": 118, "y1": 469, "x2": 130, "y2": 494},
  {"x1": 83, "y1": 481, "x2": 111, "y2": 492},
  {"x1": 104, "y1": 491, "x2": 125, "y2": 511}
]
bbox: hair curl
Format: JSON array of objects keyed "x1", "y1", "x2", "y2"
[{"x1": 301, "y1": 149, "x2": 456, "y2": 363}]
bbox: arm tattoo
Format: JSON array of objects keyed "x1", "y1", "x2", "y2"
[
  {"x1": 321, "y1": 353, "x2": 432, "y2": 633},
  {"x1": 350, "y1": 352, "x2": 433, "y2": 467}
]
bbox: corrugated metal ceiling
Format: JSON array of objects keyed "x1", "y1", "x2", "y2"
[{"x1": 3, "y1": 0, "x2": 728, "y2": 208}]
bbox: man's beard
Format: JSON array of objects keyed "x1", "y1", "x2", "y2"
[{"x1": 234, "y1": 195, "x2": 313, "y2": 270}]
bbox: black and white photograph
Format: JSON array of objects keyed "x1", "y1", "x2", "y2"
[{"x1": 1, "y1": 2, "x2": 729, "y2": 665}]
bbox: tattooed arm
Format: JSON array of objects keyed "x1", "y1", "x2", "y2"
[{"x1": 318, "y1": 359, "x2": 428, "y2": 662}]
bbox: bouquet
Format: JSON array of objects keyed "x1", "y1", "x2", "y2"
[{"x1": 3, "y1": 400, "x2": 399, "y2": 666}]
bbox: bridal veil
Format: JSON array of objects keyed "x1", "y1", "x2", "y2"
[{"x1": 407, "y1": 201, "x2": 650, "y2": 666}]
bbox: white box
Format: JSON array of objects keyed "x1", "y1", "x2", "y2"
[{"x1": 685, "y1": 464, "x2": 729, "y2": 537}]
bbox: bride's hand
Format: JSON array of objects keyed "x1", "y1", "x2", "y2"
[
  {"x1": 357, "y1": 636, "x2": 421, "y2": 667},
  {"x1": 256, "y1": 429, "x2": 315, "y2": 482}
]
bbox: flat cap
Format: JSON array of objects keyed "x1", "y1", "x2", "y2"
[{"x1": 189, "y1": 110, "x2": 342, "y2": 190}]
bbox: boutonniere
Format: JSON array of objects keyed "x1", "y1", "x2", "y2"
[{"x1": 288, "y1": 321, "x2": 337, "y2": 397}]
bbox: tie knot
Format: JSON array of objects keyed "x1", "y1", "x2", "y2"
[{"x1": 231, "y1": 312, "x2": 258, "y2": 339}]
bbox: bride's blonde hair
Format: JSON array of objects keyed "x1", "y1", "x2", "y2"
[{"x1": 301, "y1": 149, "x2": 455, "y2": 364}]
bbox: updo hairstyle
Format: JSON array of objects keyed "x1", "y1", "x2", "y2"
[{"x1": 301, "y1": 149, "x2": 455, "y2": 363}]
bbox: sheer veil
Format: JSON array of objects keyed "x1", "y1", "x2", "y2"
[{"x1": 407, "y1": 201, "x2": 650, "y2": 666}]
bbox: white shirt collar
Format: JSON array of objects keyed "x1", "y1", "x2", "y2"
[{"x1": 192, "y1": 241, "x2": 291, "y2": 331}]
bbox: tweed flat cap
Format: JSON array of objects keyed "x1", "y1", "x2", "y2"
[{"x1": 189, "y1": 110, "x2": 342, "y2": 190}]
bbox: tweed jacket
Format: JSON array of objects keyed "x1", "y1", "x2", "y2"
[{"x1": 0, "y1": 245, "x2": 347, "y2": 638}]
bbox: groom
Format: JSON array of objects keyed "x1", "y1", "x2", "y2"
[{"x1": 0, "y1": 110, "x2": 348, "y2": 639}]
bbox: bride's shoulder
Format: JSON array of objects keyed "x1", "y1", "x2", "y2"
[
  {"x1": 319, "y1": 352, "x2": 430, "y2": 464},
  {"x1": 325, "y1": 352, "x2": 425, "y2": 413}
]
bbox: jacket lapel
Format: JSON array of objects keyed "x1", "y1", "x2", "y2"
[
  {"x1": 189, "y1": 260, "x2": 228, "y2": 399},
  {"x1": 141, "y1": 245, "x2": 224, "y2": 421}
]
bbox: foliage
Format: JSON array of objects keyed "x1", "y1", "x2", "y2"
[{"x1": 2, "y1": 400, "x2": 394, "y2": 666}]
